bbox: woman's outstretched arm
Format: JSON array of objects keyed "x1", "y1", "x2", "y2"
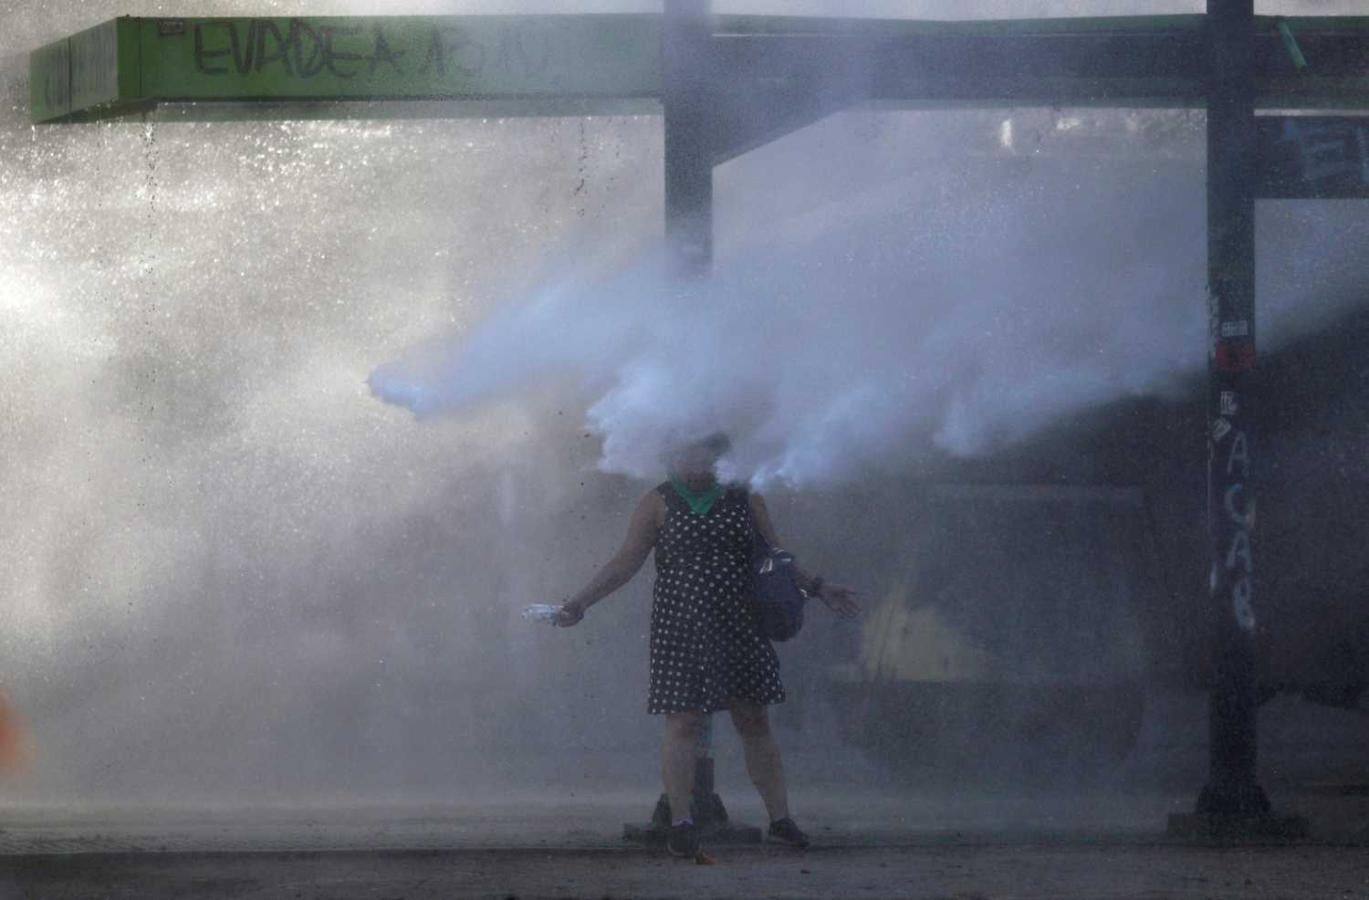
[
  {"x1": 555, "y1": 491, "x2": 662, "y2": 627},
  {"x1": 748, "y1": 492, "x2": 860, "y2": 619}
]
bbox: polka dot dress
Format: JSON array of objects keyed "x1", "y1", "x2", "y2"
[{"x1": 647, "y1": 483, "x2": 785, "y2": 715}]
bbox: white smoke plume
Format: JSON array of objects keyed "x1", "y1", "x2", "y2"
[{"x1": 368, "y1": 109, "x2": 1367, "y2": 488}]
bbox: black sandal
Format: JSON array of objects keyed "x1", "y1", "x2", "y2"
[
  {"x1": 667, "y1": 821, "x2": 700, "y2": 858},
  {"x1": 768, "y1": 817, "x2": 810, "y2": 849}
]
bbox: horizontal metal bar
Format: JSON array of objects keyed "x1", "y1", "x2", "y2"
[
  {"x1": 29, "y1": 14, "x2": 1369, "y2": 124},
  {"x1": 716, "y1": 26, "x2": 1369, "y2": 109},
  {"x1": 713, "y1": 13, "x2": 1209, "y2": 38}
]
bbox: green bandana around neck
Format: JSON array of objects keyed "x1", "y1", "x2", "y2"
[{"x1": 670, "y1": 475, "x2": 725, "y2": 516}]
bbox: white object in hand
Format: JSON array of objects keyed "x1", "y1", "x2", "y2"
[{"x1": 522, "y1": 604, "x2": 562, "y2": 624}]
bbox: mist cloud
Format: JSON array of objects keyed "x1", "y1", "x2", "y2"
[
  {"x1": 369, "y1": 155, "x2": 1200, "y2": 486},
  {"x1": 369, "y1": 110, "x2": 1368, "y2": 489},
  {"x1": 6, "y1": 0, "x2": 1369, "y2": 806}
]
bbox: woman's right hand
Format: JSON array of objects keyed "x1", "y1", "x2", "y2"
[{"x1": 554, "y1": 599, "x2": 585, "y2": 627}]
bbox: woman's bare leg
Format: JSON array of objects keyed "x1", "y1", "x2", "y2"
[
  {"x1": 662, "y1": 711, "x2": 705, "y2": 823},
  {"x1": 729, "y1": 700, "x2": 790, "y2": 822}
]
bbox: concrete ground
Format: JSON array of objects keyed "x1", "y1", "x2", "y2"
[
  {"x1": 3, "y1": 841, "x2": 1369, "y2": 899},
  {"x1": 2, "y1": 692, "x2": 1366, "y2": 898},
  {"x1": 1, "y1": 788, "x2": 1367, "y2": 899}
]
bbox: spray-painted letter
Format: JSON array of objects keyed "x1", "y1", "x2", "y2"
[
  {"x1": 1224, "y1": 483, "x2": 1254, "y2": 529},
  {"x1": 1226, "y1": 430, "x2": 1249, "y2": 478},
  {"x1": 1226, "y1": 529, "x2": 1252, "y2": 574}
]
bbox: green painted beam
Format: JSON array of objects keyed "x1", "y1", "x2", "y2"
[
  {"x1": 32, "y1": 19, "x2": 142, "y2": 123},
  {"x1": 31, "y1": 15, "x2": 662, "y2": 123},
  {"x1": 28, "y1": 14, "x2": 1369, "y2": 124}
]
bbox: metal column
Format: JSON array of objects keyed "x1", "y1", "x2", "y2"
[
  {"x1": 1198, "y1": 0, "x2": 1269, "y2": 819},
  {"x1": 664, "y1": 0, "x2": 714, "y2": 277}
]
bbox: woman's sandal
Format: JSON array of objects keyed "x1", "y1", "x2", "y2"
[{"x1": 767, "y1": 817, "x2": 811, "y2": 849}]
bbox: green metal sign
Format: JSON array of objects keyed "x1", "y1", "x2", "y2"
[{"x1": 31, "y1": 15, "x2": 662, "y2": 123}]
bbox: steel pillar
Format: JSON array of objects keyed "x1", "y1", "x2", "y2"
[
  {"x1": 663, "y1": 0, "x2": 713, "y2": 277},
  {"x1": 1198, "y1": 0, "x2": 1269, "y2": 818}
]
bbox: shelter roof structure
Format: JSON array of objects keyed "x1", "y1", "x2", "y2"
[{"x1": 29, "y1": 14, "x2": 1369, "y2": 125}]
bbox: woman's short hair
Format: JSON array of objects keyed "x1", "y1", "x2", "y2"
[{"x1": 696, "y1": 431, "x2": 732, "y2": 458}]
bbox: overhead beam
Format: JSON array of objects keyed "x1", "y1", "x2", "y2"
[
  {"x1": 31, "y1": 14, "x2": 1369, "y2": 124},
  {"x1": 31, "y1": 15, "x2": 662, "y2": 124},
  {"x1": 717, "y1": 20, "x2": 1369, "y2": 109},
  {"x1": 716, "y1": 27, "x2": 1207, "y2": 109}
]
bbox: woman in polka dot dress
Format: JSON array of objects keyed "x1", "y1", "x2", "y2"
[{"x1": 555, "y1": 433, "x2": 859, "y2": 857}]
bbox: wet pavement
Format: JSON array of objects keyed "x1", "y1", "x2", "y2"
[{"x1": 0, "y1": 788, "x2": 1366, "y2": 899}]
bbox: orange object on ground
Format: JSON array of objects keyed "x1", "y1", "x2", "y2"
[{"x1": 0, "y1": 691, "x2": 33, "y2": 775}]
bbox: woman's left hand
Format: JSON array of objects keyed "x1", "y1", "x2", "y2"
[
  {"x1": 554, "y1": 599, "x2": 586, "y2": 627},
  {"x1": 816, "y1": 583, "x2": 860, "y2": 619}
]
